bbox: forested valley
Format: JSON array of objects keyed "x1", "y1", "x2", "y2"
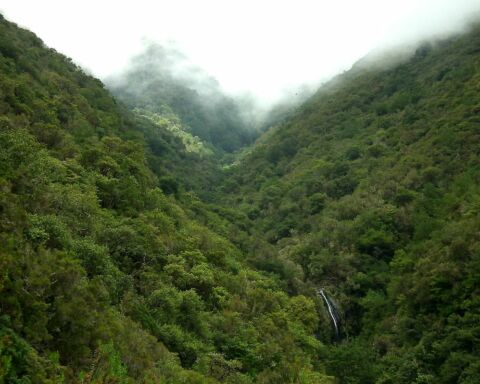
[{"x1": 1, "y1": 13, "x2": 479, "y2": 384}]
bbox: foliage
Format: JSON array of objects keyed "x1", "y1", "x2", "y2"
[
  {"x1": 2, "y1": 11, "x2": 480, "y2": 384},
  {"x1": 0, "y1": 14, "x2": 329, "y2": 383},
  {"x1": 218, "y1": 22, "x2": 480, "y2": 383}
]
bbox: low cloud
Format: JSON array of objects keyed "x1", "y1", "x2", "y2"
[{"x1": 1, "y1": 0, "x2": 479, "y2": 108}]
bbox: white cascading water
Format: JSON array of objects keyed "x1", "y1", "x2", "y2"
[{"x1": 317, "y1": 288, "x2": 340, "y2": 338}]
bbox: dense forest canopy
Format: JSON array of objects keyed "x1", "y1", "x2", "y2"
[
  {"x1": 1, "y1": 11, "x2": 480, "y2": 384},
  {"x1": 0, "y1": 15, "x2": 332, "y2": 383},
  {"x1": 218, "y1": 22, "x2": 480, "y2": 383}
]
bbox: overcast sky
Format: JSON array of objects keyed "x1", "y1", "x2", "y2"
[{"x1": 1, "y1": 1, "x2": 479, "y2": 103}]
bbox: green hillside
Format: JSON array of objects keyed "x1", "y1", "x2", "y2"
[
  {"x1": 2, "y1": 10, "x2": 480, "y2": 384},
  {"x1": 0, "y1": 15, "x2": 333, "y2": 383},
  {"x1": 220, "y1": 24, "x2": 480, "y2": 383}
]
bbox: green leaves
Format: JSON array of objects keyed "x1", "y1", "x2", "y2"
[{"x1": 215, "y1": 20, "x2": 480, "y2": 384}]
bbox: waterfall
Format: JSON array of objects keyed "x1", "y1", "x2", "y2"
[{"x1": 317, "y1": 288, "x2": 340, "y2": 339}]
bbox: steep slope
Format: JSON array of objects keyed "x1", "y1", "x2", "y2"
[
  {"x1": 107, "y1": 44, "x2": 256, "y2": 153},
  {"x1": 0, "y1": 15, "x2": 333, "y2": 383},
  {"x1": 220, "y1": 24, "x2": 480, "y2": 383}
]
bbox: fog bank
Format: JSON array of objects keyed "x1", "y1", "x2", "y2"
[{"x1": 1, "y1": 0, "x2": 479, "y2": 106}]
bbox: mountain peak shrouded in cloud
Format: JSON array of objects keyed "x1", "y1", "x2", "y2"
[
  {"x1": 1, "y1": 0, "x2": 480, "y2": 106},
  {"x1": 108, "y1": 43, "x2": 222, "y2": 99},
  {"x1": 106, "y1": 43, "x2": 256, "y2": 152}
]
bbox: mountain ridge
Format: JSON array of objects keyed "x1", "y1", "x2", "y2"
[{"x1": 217, "y1": 21, "x2": 480, "y2": 383}]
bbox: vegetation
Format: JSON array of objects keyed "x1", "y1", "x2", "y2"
[
  {"x1": 219, "y1": 24, "x2": 480, "y2": 383},
  {"x1": 0, "y1": 15, "x2": 332, "y2": 383},
  {"x1": 1, "y1": 11, "x2": 480, "y2": 384}
]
